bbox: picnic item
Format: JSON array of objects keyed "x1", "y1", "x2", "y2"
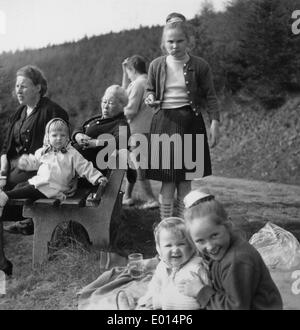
[{"x1": 249, "y1": 222, "x2": 300, "y2": 270}]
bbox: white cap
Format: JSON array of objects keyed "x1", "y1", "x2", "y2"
[{"x1": 183, "y1": 190, "x2": 213, "y2": 209}]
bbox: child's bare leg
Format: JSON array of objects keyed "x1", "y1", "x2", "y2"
[
  {"x1": 139, "y1": 179, "x2": 156, "y2": 200},
  {"x1": 123, "y1": 180, "x2": 135, "y2": 205},
  {"x1": 159, "y1": 182, "x2": 176, "y2": 220}
]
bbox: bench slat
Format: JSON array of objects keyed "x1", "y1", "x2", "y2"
[
  {"x1": 34, "y1": 199, "x2": 61, "y2": 206},
  {"x1": 60, "y1": 187, "x2": 93, "y2": 207},
  {"x1": 8, "y1": 198, "x2": 32, "y2": 206}
]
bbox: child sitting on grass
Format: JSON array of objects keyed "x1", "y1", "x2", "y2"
[
  {"x1": 178, "y1": 189, "x2": 283, "y2": 310},
  {"x1": 118, "y1": 217, "x2": 209, "y2": 310}
]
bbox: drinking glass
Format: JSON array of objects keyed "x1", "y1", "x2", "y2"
[{"x1": 127, "y1": 253, "x2": 144, "y2": 279}]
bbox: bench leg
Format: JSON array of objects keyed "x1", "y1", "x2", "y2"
[{"x1": 31, "y1": 213, "x2": 62, "y2": 269}]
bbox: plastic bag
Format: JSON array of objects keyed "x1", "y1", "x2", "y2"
[{"x1": 249, "y1": 222, "x2": 300, "y2": 270}]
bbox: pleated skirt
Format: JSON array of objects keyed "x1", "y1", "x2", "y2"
[{"x1": 145, "y1": 106, "x2": 212, "y2": 182}]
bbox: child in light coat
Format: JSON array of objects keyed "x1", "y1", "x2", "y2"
[{"x1": 0, "y1": 118, "x2": 107, "y2": 214}]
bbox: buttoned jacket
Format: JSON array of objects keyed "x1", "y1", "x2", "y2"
[
  {"x1": 1, "y1": 97, "x2": 69, "y2": 158},
  {"x1": 146, "y1": 54, "x2": 220, "y2": 122}
]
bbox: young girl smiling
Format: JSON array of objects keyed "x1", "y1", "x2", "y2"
[{"x1": 179, "y1": 189, "x2": 283, "y2": 310}]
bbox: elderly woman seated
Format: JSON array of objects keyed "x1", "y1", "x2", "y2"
[{"x1": 72, "y1": 85, "x2": 136, "y2": 185}]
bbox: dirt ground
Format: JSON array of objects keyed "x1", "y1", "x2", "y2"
[{"x1": 0, "y1": 176, "x2": 299, "y2": 309}]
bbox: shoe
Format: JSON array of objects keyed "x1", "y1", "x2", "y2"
[
  {"x1": 122, "y1": 197, "x2": 135, "y2": 207},
  {"x1": 4, "y1": 219, "x2": 34, "y2": 235},
  {"x1": 139, "y1": 200, "x2": 159, "y2": 210},
  {"x1": 0, "y1": 259, "x2": 13, "y2": 277}
]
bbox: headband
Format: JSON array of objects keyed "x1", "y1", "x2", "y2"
[
  {"x1": 183, "y1": 190, "x2": 215, "y2": 209},
  {"x1": 166, "y1": 17, "x2": 185, "y2": 24}
]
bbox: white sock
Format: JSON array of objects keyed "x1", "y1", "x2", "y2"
[
  {"x1": 174, "y1": 198, "x2": 185, "y2": 219},
  {"x1": 158, "y1": 195, "x2": 174, "y2": 220}
]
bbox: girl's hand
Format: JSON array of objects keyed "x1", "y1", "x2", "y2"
[
  {"x1": 97, "y1": 176, "x2": 108, "y2": 186},
  {"x1": 75, "y1": 133, "x2": 91, "y2": 147},
  {"x1": 145, "y1": 94, "x2": 160, "y2": 108},
  {"x1": 177, "y1": 271, "x2": 205, "y2": 298},
  {"x1": 209, "y1": 119, "x2": 220, "y2": 148}
]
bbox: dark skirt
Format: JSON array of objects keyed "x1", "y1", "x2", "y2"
[{"x1": 145, "y1": 106, "x2": 212, "y2": 182}]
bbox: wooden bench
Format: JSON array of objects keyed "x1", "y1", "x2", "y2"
[{"x1": 7, "y1": 169, "x2": 125, "y2": 269}]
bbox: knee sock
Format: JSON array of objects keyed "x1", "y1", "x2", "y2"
[
  {"x1": 158, "y1": 194, "x2": 174, "y2": 220},
  {"x1": 173, "y1": 198, "x2": 185, "y2": 219},
  {"x1": 174, "y1": 181, "x2": 191, "y2": 219}
]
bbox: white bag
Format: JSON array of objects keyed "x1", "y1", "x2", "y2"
[{"x1": 249, "y1": 222, "x2": 300, "y2": 270}]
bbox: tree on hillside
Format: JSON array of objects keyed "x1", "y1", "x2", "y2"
[{"x1": 235, "y1": 0, "x2": 300, "y2": 107}]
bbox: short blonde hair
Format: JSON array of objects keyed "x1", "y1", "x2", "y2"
[
  {"x1": 104, "y1": 85, "x2": 128, "y2": 107},
  {"x1": 154, "y1": 217, "x2": 196, "y2": 252}
]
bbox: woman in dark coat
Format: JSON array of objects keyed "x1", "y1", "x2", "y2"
[{"x1": 0, "y1": 65, "x2": 68, "y2": 275}]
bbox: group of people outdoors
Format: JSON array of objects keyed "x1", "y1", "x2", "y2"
[{"x1": 0, "y1": 12, "x2": 283, "y2": 310}]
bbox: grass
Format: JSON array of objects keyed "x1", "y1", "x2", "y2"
[
  {"x1": 1, "y1": 178, "x2": 300, "y2": 309},
  {"x1": 0, "y1": 191, "x2": 160, "y2": 310}
]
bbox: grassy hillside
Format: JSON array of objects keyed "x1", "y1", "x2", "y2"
[
  {"x1": 0, "y1": 0, "x2": 299, "y2": 185},
  {"x1": 211, "y1": 93, "x2": 300, "y2": 185}
]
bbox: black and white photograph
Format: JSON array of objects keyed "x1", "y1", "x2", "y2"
[{"x1": 0, "y1": 0, "x2": 300, "y2": 313}]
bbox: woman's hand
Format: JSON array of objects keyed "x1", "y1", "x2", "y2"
[
  {"x1": 122, "y1": 58, "x2": 129, "y2": 71},
  {"x1": 81, "y1": 139, "x2": 99, "y2": 150},
  {"x1": 177, "y1": 271, "x2": 205, "y2": 298},
  {"x1": 18, "y1": 155, "x2": 30, "y2": 171},
  {"x1": 209, "y1": 119, "x2": 220, "y2": 148},
  {"x1": 122, "y1": 58, "x2": 130, "y2": 89},
  {"x1": 145, "y1": 94, "x2": 160, "y2": 108},
  {"x1": 75, "y1": 133, "x2": 92, "y2": 148}
]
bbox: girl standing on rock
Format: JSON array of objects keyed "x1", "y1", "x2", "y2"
[{"x1": 145, "y1": 15, "x2": 220, "y2": 220}]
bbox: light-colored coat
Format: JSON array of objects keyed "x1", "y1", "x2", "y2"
[
  {"x1": 125, "y1": 74, "x2": 154, "y2": 135},
  {"x1": 138, "y1": 255, "x2": 209, "y2": 310},
  {"x1": 24, "y1": 144, "x2": 102, "y2": 200}
]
